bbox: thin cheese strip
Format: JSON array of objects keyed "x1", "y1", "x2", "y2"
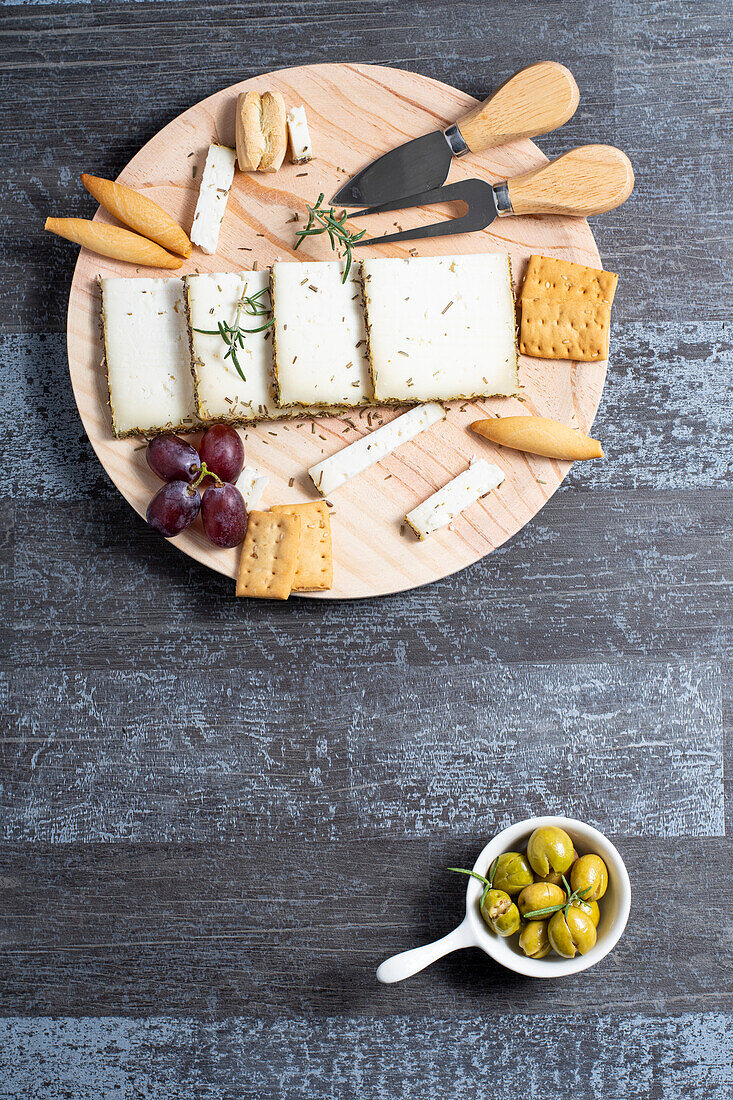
[
  {"x1": 236, "y1": 466, "x2": 269, "y2": 509},
  {"x1": 308, "y1": 402, "x2": 445, "y2": 496},
  {"x1": 286, "y1": 105, "x2": 313, "y2": 163},
  {"x1": 190, "y1": 144, "x2": 237, "y2": 255},
  {"x1": 405, "y1": 459, "x2": 505, "y2": 540}
]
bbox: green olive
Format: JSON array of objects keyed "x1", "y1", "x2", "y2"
[
  {"x1": 517, "y1": 881, "x2": 566, "y2": 917},
  {"x1": 480, "y1": 888, "x2": 521, "y2": 937},
  {"x1": 518, "y1": 920, "x2": 551, "y2": 959},
  {"x1": 491, "y1": 852, "x2": 534, "y2": 895},
  {"x1": 526, "y1": 826, "x2": 575, "y2": 877},
  {"x1": 535, "y1": 849, "x2": 578, "y2": 886},
  {"x1": 570, "y1": 854, "x2": 609, "y2": 901},
  {"x1": 548, "y1": 906, "x2": 597, "y2": 957},
  {"x1": 573, "y1": 897, "x2": 600, "y2": 927}
]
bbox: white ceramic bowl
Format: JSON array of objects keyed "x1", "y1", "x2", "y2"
[{"x1": 377, "y1": 816, "x2": 631, "y2": 982}]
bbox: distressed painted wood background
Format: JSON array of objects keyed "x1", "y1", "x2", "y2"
[{"x1": 1, "y1": 1, "x2": 731, "y2": 1097}]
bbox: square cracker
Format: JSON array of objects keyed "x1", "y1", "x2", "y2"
[
  {"x1": 519, "y1": 254, "x2": 618, "y2": 362},
  {"x1": 271, "y1": 501, "x2": 333, "y2": 591},
  {"x1": 520, "y1": 255, "x2": 618, "y2": 307},
  {"x1": 519, "y1": 297, "x2": 612, "y2": 361},
  {"x1": 236, "y1": 510, "x2": 302, "y2": 599}
]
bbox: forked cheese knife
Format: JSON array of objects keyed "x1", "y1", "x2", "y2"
[
  {"x1": 349, "y1": 145, "x2": 635, "y2": 246},
  {"x1": 332, "y1": 61, "x2": 580, "y2": 207}
]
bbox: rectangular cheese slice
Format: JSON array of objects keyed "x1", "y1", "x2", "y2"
[
  {"x1": 286, "y1": 106, "x2": 313, "y2": 163},
  {"x1": 100, "y1": 276, "x2": 196, "y2": 438},
  {"x1": 405, "y1": 459, "x2": 505, "y2": 539},
  {"x1": 361, "y1": 254, "x2": 518, "y2": 403},
  {"x1": 271, "y1": 260, "x2": 372, "y2": 408},
  {"x1": 190, "y1": 144, "x2": 237, "y2": 255},
  {"x1": 309, "y1": 402, "x2": 445, "y2": 496},
  {"x1": 185, "y1": 270, "x2": 278, "y2": 422}
]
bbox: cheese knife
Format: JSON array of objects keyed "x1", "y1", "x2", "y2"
[
  {"x1": 332, "y1": 61, "x2": 580, "y2": 207},
  {"x1": 348, "y1": 145, "x2": 635, "y2": 246}
]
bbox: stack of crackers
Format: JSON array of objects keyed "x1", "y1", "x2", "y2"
[
  {"x1": 236, "y1": 501, "x2": 333, "y2": 599},
  {"x1": 519, "y1": 255, "x2": 618, "y2": 362}
]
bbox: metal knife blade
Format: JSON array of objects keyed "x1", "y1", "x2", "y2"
[{"x1": 331, "y1": 131, "x2": 454, "y2": 207}]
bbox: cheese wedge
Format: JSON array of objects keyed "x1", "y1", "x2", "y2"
[
  {"x1": 100, "y1": 276, "x2": 196, "y2": 438},
  {"x1": 309, "y1": 402, "x2": 445, "y2": 496},
  {"x1": 362, "y1": 254, "x2": 518, "y2": 403},
  {"x1": 286, "y1": 106, "x2": 313, "y2": 164},
  {"x1": 236, "y1": 466, "x2": 269, "y2": 509},
  {"x1": 185, "y1": 270, "x2": 278, "y2": 422},
  {"x1": 405, "y1": 459, "x2": 505, "y2": 540},
  {"x1": 190, "y1": 144, "x2": 237, "y2": 255},
  {"x1": 271, "y1": 260, "x2": 372, "y2": 408}
]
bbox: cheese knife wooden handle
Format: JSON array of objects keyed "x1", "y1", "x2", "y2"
[
  {"x1": 453, "y1": 61, "x2": 580, "y2": 154},
  {"x1": 496, "y1": 144, "x2": 635, "y2": 217}
]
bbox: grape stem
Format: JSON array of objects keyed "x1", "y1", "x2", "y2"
[{"x1": 190, "y1": 462, "x2": 223, "y2": 491}]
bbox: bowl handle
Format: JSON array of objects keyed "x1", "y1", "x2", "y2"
[{"x1": 376, "y1": 918, "x2": 476, "y2": 984}]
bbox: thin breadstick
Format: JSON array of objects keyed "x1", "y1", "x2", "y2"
[
  {"x1": 81, "y1": 174, "x2": 192, "y2": 257},
  {"x1": 471, "y1": 416, "x2": 603, "y2": 460},
  {"x1": 44, "y1": 218, "x2": 182, "y2": 269}
]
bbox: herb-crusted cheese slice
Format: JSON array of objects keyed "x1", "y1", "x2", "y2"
[
  {"x1": 362, "y1": 254, "x2": 518, "y2": 403},
  {"x1": 309, "y1": 402, "x2": 445, "y2": 496},
  {"x1": 185, "y1": 270, "x2": 279, "y2": 422},
  {"x1": 271, "y1": 260, "x2": 372, "y2": 408},
  {"x1": 405, "y1": 459, "x2": 505, "y2": 539},
  {"x1": 190, "y1": 144, "x2": 237, "y2": 255},
  {"x1": 100, "y1": 276, "x2": 196, "y2": 438}
]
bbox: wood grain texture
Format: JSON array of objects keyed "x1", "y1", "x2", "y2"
[
  {"x1": 456, "y1": 61, "x2": 579, "y2": 150},
  {"x1": 2, "y1": 1011, "x2": 732, "y2": 1100},
  {"x1": 66, "y1": 62, "x2": 606, "y2": 597},
  {"x1": 0, "y1": 838, "x2": 731, "y2": 1017},
  {"x1": 2, "y1": 662, "x2": 723, "y2": 842},
  {"x1": 0, "y1": 0, "x2": 732, "y2": 1095},
  {"x1": 7, "y1": 488, "x2": 730, "y2": 668}
]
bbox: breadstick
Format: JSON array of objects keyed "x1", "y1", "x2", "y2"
[
  {"x1": 81, "y1": 174, "x2": 192, "y2": 257},
  {"x1": 44, "y1": 218, "x2": 182, "y2": 269},
  {"x1": 471, "y1": 416, "x2": 603, "y2": 460}
]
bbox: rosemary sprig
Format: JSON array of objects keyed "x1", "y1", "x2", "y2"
[
  {"x1": 523, "y1": 879, "x2": 592, "y2": 921},
  {"x1": 294, "y1": 193, "x2": 366, "y2": 282},
  {"x1": 193, "y1": 287, "x2": 273, "y2": 382},
  {"x1": 448, "y1": 859, "x2": 499, "y2": 907}
]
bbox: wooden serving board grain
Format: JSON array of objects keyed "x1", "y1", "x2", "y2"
[{"x1": 66, "y1": 62, "x2": 605, "y2": 599}]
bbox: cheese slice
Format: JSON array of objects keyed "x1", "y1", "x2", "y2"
[
  {"x1": 100, "y1": 276, "x2": 196, "y2": 438},
  {"x1": 405, "y1": 459, "x2": 505, "y2": 539},
  {"x1": 362, "y1": 254, "x2": 518, "y2": 403},
  {"x1": 286, "y1": 106, "x2": 313, "y2": 163},
  {"x1": 185, "y1": 270, "x2": 278, "y2": 422},
  {"x1": 309, "y1": 402, "x2": 445, "y2": 496},
  {"x1": 190, "y1": 144, "x2": 237, "y2": 255},
  {"x1": 236, "y1": 466, "x2": 269, "y2": 509},
  {"x1": 271, "y1": 260, "x2": 372, "y2": 408}
]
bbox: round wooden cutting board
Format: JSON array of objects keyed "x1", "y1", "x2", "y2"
[{"x1": 67, "y1": 62, "x2": 605, "y2": 599}]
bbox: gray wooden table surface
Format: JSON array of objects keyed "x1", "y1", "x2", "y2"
[{"x1": 1, "y1": 1, "x2": 731, "y2": 1096}]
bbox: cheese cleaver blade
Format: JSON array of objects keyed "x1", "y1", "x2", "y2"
[{"x1": 332, "y1": 61, "x2": 579, "y2": 207}]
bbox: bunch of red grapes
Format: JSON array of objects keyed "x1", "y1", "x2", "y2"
[{"x1": 146, "y1": 424, "x2": 248, "y2": 549}]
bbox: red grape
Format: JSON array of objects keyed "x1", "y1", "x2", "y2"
[
  {"x1": 199, "y1": 424, "x2": 244, "y2": 483},
  {"x1": 147, "y1": 434, "x2": 200, "y2": 483},
  {"x1": 201, "y1": 483, "x2": 247, "y2": 548},
  {"x1": 147, "y1": 481, "x2": 201, "y2": 538}
]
